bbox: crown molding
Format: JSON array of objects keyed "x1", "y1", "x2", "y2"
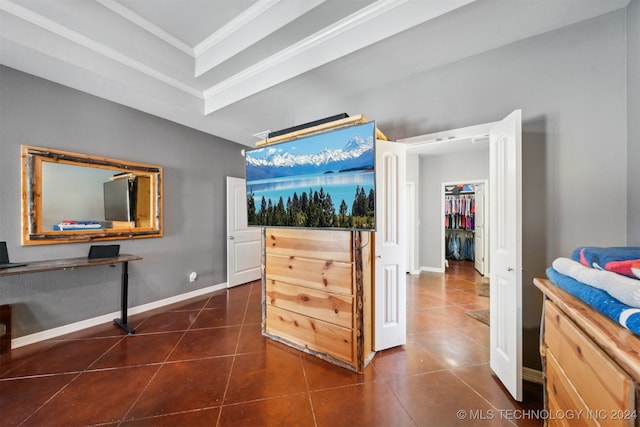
[
  {"x1": 96, "y1": 0, "x2": 194, "y2": 56},
  {"x1": 193, "y1": 0, "x2": 281, "y2": 56},
  {"x1": 193, "y1": 0, "x2": 325, "y2": 77},
  {"x1": 0, "y1": 0, "x2": 202, "y2": 98},
  {"x1": 202, "y1": 0, "x2": 475, "y2": 114}
]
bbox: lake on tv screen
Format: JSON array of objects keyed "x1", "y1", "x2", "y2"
[{"x1": 247, "y1": 170, "x2": 374, "y2": 215}]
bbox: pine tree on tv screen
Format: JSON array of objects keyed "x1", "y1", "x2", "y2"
[{"x1": 245, "y1": 122, "x2": 376, "y2": 230}]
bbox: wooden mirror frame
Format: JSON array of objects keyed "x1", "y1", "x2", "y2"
[{"x1": 21, "y1": 145, "x2": 163, "y2": 245}]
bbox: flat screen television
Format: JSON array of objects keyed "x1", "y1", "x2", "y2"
[
  {"x1": 245, "y1": 121, "x2": 376, "y2": 230},
  {"x1": 103, "y1": 177, "x2": 135, "y2": 222}
]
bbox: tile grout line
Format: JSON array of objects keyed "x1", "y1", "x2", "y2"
[
  {"x1": 375, "y1": 363, "x2": 420, "y2": 427},
  {"x1": 117, "y1": 294, "x2": 214, "y2": 425},
  {"x1": 16, "y1": 371, "x2": 83, "y2": 426},
  {"x1": 448, "y1": 368, "x2": 520, "y2": 427},
  {"x1": 16, "y1": 334, "x2": 128, "y2": 426},
  {"x1": 215, "y1": 281, "x2": 255, "y2": 427},
  {"x1": 298, "y1": 353, "x2": 319, "y2": 427}
]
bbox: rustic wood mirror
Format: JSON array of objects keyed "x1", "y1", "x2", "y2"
[{"x1": 21, "y1": 145, "x2": 163, "y2": 245}]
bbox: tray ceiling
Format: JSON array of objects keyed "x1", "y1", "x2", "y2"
[{"x1": 0, "y1": 0, "x2": 630, "y2": 147}]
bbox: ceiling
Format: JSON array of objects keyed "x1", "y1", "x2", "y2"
[{"x1": 0, "y1": 0, "x2": 630, "y2": 150}]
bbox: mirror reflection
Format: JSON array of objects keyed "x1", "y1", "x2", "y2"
[{"x1": 22, "y1": 145, "x2": 163, "y2": 245}]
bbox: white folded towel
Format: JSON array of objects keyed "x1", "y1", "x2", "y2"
[{"x1": 552, "y1": 257, "x2": 640, "y2": 308}]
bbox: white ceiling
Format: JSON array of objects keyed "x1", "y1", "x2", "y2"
[{"x1": 0, "y1": 0, "x2": 630, "y2": 149}]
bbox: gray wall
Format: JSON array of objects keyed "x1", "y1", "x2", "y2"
[
  {"x1": 628, "y1": 0, "x2": 640, "y2": 245},
  {"x1": 0, "y1": 66, "x2": 246, "y2": 337}
]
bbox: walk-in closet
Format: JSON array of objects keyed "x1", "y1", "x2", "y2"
[{"x1": 444, "y1": 182, "x2": 486, "y2": 276}]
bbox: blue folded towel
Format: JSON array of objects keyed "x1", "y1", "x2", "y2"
[{"x1": 546, "y1": 267, "x2": 640, "y2": 336}]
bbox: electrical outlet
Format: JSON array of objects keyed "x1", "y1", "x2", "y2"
[{"x1": 189, "y1": 272, "x2": 197, "y2": 282}]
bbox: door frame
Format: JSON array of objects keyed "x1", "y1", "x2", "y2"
[
  {"x1": 406, "y1": 181, "x2": 418, "y2": 275},
  {"x1": 440, "y1": 179, "x2": 488, "y2": 274},
  {"x1": 398, "y1": 114, "x2": 522, "y2": 400}
]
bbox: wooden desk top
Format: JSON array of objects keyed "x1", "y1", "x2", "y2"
[
  {"x1": 534, "y1": 277, "x2": 640, "y2": 381},
  {"x1": 0, "y1": 254, "x2": 142, "y2": 276}
]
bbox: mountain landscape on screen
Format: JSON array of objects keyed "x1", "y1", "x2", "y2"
[
  {"x1": 245, "y1": 133, "x2": 373, "y2": 180},
  {"x1": 245, "y1": 122, "x2": 376, "y2": 230}
]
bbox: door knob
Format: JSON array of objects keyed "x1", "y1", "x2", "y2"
[
  {"x1": 507, "y1": 267, "x2": 514, "y2": 272},
  {"x1": 228, "y1": 236, "x2": 235, "y2": 240}
]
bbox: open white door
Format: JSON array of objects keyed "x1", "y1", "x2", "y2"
[
  {"x1": 374, "y1": 140, "x2": 407, "y2": 351},
  {"x1": 489, "y1": 110, "x2": 523, "y2": 401},
  {"x1": 226, "y1": 177, "x2": 261, "y2": 288},
  {"x1": 474, "y1": 182, "x2": 486, "y2": 275}
]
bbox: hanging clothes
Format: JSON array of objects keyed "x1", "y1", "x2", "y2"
[
  {"x1": 445, "y1": 189, "x2": 476, "y2": 261},
  {"x1": 447, "y1": 233, "x2": 462, "y2": 260},
  {"x1": 462, "y1": 235, "x2": 475, "y2": 261},
  {"x1": 444, "y1": 194, "x2": 475, "y2": 231}
]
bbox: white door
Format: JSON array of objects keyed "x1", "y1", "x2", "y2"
[
  {"x1": 489, "y1": 110, "x2": 523, "y2": 401},
  {"x1": 374, "y1": 140, "x2": 407, "y2": 351},
  {"x1": 226, "y1": 176, "x2": 261, "y2": 287},
  {"x1": 474, "y1": 182, "x2": 486, "y2": 275}
]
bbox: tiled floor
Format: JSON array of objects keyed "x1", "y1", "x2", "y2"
[{"x1": 0, "y1": 260, "x2": 543, "y2": 426}]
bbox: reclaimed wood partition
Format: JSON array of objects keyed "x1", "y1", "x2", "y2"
[
  {"x1": 258, "y1": 115, "x2": 383, "y2": 373},
  {"x1": 263, "y1": 228, "x2": 373, "y2": 372}
]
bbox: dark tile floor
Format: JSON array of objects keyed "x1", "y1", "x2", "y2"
[{"x1": 0, "y1": 260, "x2": 543, "y2": 426}]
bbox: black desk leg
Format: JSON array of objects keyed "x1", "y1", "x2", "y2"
[{"x1": 114, "y1": 261, "x2": 135, "y2": 335}]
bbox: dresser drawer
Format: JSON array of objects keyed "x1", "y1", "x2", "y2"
[
  {"x1": 265, "y1": 305, "x2": 353, "y2": 363},
  {"x1": 266, "y1": 279, "x2": 353, "y2": 328},
  {"x1": 546, "y1": 350, "x2": 593, "y2": 427},
  {"x1": 265, "y1": 253, "x2": 353, "y2": 295},
  {"x1": 544, "y1": 300, "x2": 635, "y2": 426}
]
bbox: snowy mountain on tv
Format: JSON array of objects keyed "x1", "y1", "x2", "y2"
[{"x1": 246, "y1": 133, "x2": 374, "y2": 180}]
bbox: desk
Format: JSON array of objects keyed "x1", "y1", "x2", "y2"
[{"x1": 0, "y1": 254, "x2": 142, "y2": 335}]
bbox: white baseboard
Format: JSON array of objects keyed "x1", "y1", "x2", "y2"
[
  {"x1": 408, "y1": 269, "x2": 421, "y2": 275},
  {"x1": 420, "y1": 266, "x2": 445, "y2": 273},
  {"x1": 522, "y1": 367, "x2": 543, "y2": 384},
  {"x1": 11, "y1": 282, "x2": 228, "y2": 349}
]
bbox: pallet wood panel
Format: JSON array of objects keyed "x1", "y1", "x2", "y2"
[
  {"x1": 265, "y1": 253, "x2": 353, "y2": 295},
  {"x1": 263, "y1": 227, "x2": 372, "y2": 372},
  {"x1": 266, "y1": 305, "x2": 352, "y2": 363},
  {"x1": 266, "y1": 279, "x2": 353, "y2": 329},
  {"x1": 545, "y1": 352, "x2": 594, "y2": 427},
  {"x1": 547, "y1": 390, "x2": 574, "y2": 427},
  {"x1": 544, "y1": 300, "x2": 634, "y2": 420},
  {"x1": 265, "y1": 228, "x2": 352, "y2": 262}
]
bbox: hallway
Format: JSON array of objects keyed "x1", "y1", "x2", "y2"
[{"x1": 1, "y1": 261, "x2": 542, "y2": 426}]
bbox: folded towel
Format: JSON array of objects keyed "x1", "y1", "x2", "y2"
[
  {"x1": 552, "y1": 257, "x2": 640, "y2": 308},
  {"x1": 546, "y1": 267, "x2": 640, "y2": 336},
  {"x1": 633, "y1": 262, "x2": 640, "y2": 280},
  {"x1": 572, "y1": 247, "x2": 640, "y2": 278}
]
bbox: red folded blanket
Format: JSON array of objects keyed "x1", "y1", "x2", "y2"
[{"x1": 572, "y1": 247, "x2": 640, "y2": 279}]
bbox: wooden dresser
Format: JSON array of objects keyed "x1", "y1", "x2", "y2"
[
  {"x1": 534, "y1": 278, "x2": 640, "y2": 427},
  {"x1": 263, "y1": 228, "x2": 373, "y2": 373}
]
